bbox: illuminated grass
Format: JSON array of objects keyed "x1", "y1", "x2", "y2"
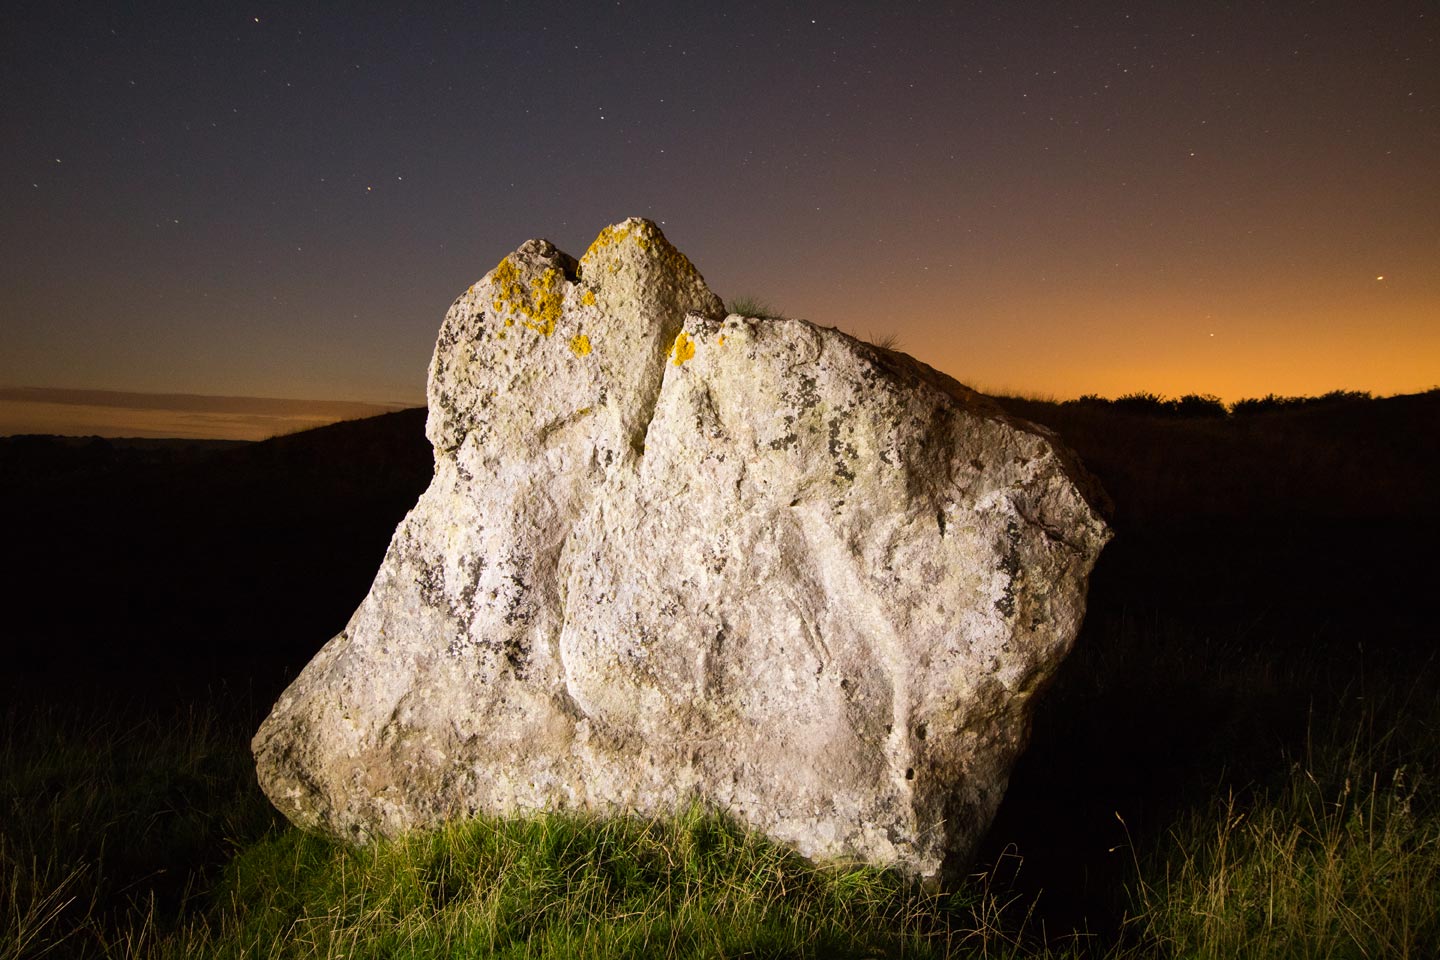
[{"x1": 197, "y1": 808, "x2": 976, "y2": 959}]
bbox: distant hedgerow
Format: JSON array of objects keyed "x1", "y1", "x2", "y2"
[
  {"x1": 1231, "y1": 390, "x2": 1372, "y2": 416},
  {"x1": 1063, "y1": 391, "x2": 1372, "y2": 418}
]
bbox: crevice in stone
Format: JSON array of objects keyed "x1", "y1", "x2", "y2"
[
  {"x1": 558, "y1": 251, "x2": 580, "y2": 283},
  {"x1": 1013, "y1": 496, "x2": 1091, "y2": 555},
  {"x1": 553, "y1": 677, "x2": 591, "y2": 725},
  {"x1": 628, "y1": 310, "x2": 695, "y2": 460}
]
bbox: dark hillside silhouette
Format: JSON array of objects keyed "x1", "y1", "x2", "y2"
[{"x1": 3, "y1": 408, "x2": 432, "y2": 703}]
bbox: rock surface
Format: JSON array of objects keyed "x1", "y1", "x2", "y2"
[{"x1": 254, "y1": 218, "x2": 1111, "y2": 878}]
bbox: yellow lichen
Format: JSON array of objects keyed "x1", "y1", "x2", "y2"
[
  {"x1": 717, "y1": 334, "x2": 726, "y2": 346},
  {"x1": 581, "y1": 222, "x2": 635, "y2": 262},
  {"x1": 671, "y1": 330, "x2": 695, "y2": 366},
  {"x1": 581, "y1": 290, "x2": 596, "y2": 307},
  {"x1": 488, "y1": 257, "x2": 564, "y2": 337},
  {"x1": 579, "y1": 221, "x2": 701, "y2": 284},
  {"x1": 490, "y1": 257, "x2": 526, "y2": 315},
  {"x1": 521, "y1": 267, "x2": 563, "y2": 337},
  {"x1": 569, "y1": 334, "x2": 592, "y2": 357}
]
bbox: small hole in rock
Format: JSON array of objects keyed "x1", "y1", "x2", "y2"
[
  {"x1": 916, "y1": 723, "x2": 927, "y2": 741},
  {"x1": 905, "y1": 768, "x2": 915, "y2": 780}
]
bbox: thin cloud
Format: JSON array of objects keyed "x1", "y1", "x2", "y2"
[{"x1": 0, "y1": 389, "x2": 412, "y2": 441}]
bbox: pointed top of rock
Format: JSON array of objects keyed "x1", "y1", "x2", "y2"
[{"x1": 424, "y1": 219, "x2": 723, "y2": 456}]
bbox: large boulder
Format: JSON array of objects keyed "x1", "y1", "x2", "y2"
[{"x1": 254, "y1": 218, "x2": 1111, "y2": 878}]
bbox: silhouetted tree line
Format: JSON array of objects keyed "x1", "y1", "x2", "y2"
[{"x1": 1066, "y1": 389, "x2": 1379, "y2": 419}]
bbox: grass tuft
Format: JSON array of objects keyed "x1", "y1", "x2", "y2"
[
  {"x1": 1126, "y1": 705, "x2": 1440, "y2": 959},
  {"x1": 724, "y1": 296, "x2": 782, "y2": 320}
]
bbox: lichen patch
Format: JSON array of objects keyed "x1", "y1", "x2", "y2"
[
  {"x1": 671, "y1": 331, "x2": 696, "y2": 366},
  {"x1": 488, "y1": 258, "x2": 565, "y2": 337},
  {"x1": 580, "y1": 219, "x2": 703, "y2": 285}
]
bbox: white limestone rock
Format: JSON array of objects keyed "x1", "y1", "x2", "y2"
[{"x1": 253, "y1": 218, "x2": 1111, "y2": 878}]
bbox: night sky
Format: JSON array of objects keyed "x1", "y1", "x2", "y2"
[{"x1": 4, "y1": 1, "x2": 1437, "y2": 423}]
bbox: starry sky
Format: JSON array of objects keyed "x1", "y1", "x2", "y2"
[{"x1": 3, "y1": 1, "x2": 1437, "y2": 427}]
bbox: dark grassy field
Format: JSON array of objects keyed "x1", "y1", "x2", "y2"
[
  {"x1": 983, "y1": 390, "x2": 1440, "y2": 944},
  {"x1": 2, "y1": 391, "x2": 1437, "y2": 957}
]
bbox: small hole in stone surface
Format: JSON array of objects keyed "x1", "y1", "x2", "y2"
[
  {"x1": 905, "y1": 768, "x2": 915, "y2": 780},
  {"x1": 916, "y1": 723, "x2": 927, "y2": 740}
]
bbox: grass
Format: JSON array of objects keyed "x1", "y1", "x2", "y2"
[
  {"x1": 6, "y1": 653, "x2": 1436, "y2": 958},
  {"x1": 0, "y1": 695, "x2": 281, "y2": 960},
  {"x1": 0, "y1": 739, "x2": 1020, "y2": 958},
  {"x1": 723, "y1": 296, "x2": 782, "y2": 320},
  {"x1": 1132, "y1": 775, "x2": 1439, "y2": 958},
  {"x1": 1129, "y1": 707, "x2": 1440, "y2": 958},
  {"x1": 202, "y1": 809, "x2": 962, "y2": 959}
]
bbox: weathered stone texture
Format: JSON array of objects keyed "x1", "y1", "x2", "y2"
[{"x1": 254, "y1": 218, "x2": 1110, "y2": 878}]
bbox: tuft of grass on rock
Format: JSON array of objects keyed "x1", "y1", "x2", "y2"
[{"x1": 724, "y1": 296, "x2": 782, "y2": 320}]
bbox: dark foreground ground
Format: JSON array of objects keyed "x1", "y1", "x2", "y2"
[
  {"x1": 983, "y1": 390, "x2": 1440, "y2": 934},
  {"x1": 2, "y1": 389, "x2": 1437, "y2": 951}
]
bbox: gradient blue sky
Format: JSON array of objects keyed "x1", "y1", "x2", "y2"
[{"x1": 4, "y1": 0, "x2": 1437, "y2": 423}]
